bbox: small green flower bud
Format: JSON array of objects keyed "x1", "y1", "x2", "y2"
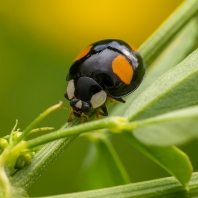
[
  {"x1": 23, "y1": 153, "x2": 32, "y2": 165},
  {"x1": 0, "y1": 138, "x2": 9, "y2": 148},
  {"x1": 12, "y1": 132, "x2": 23, "y2": 141},
  {"x1": 15, "y1": 153, "x2": 33, "y2": 169},
  {"x1": 15, "y1": 156, "x2": 25, "y2": 169}
]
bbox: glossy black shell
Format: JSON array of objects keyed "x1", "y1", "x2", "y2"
[{"x1": 67, "y1": 39, "x2": 146, "y2": 99}]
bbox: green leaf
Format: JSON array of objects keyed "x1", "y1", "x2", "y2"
[
  {"x1": 77, "y1": 133, "x2": 130, "y2": 190},
  {"x1": 133, "y1": 106, "x2": 198, "y2": 146},
  {"x1": 139, "y1": 0, "x2": 198, "y2": 66},
  {"x1": 39, "y1": 172, "x2": 198, "y2": 198},
  {"x1": 122, "y1": 132, "x2": 192, "y2": 189},
  {"x1": 125, "y1": 48, "x2": 198, "y2": 121}
]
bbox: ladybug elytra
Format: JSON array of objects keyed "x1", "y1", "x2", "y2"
[{"x1": 64, "y1": 39, "x2": 146, "y2": 122}]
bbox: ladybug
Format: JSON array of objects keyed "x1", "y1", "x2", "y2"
[{"x1": 64, "y1": 39, "x2": 146, "y2": 122}]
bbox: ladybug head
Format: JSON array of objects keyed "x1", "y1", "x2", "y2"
[{"x1": 65, "y1": 76, "x2": 107, "y2": 115}]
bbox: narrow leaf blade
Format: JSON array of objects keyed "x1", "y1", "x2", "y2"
[
  {"x1": 46, "y1": 172, "x2": 198, "y2": 198},
  {"x1": 122, "y1": 132, "x2": 193, "y2": 188},
  {"x1": 139, "y1": 0, "x2": 198, "y2": 66},
  {"x1": 133, "y1": 106, "x2": 198, "y2": 146}
]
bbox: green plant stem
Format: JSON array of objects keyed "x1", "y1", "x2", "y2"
[
  {"x1": 129, "y1": 105, "x2": 198, "y2": 128},
  {"x1": 0, "y1": 148, "x2": 14, "y2": 197},
  {"x1": 15, "y1": 117, "x2": 128, "y2": 150},
  {"x1": 0, "y1": 166, "x2": 11, "y2": 198},
  {"x1": 0, "y1": 166, "x2": 11, "y2": 197},
  {"x1": 139, "y1": 0, "x2": 198, "y2": 66},
  {"x1": 38, "y1": 172, "x2": 198, "y2": 198},
  {"x1": 10, "y1": 105, "x2": 198, "y2": 183}
]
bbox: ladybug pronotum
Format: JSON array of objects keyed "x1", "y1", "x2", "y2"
[{"x1": 64, "y1": 39, "x2": 146, "y2": 122}]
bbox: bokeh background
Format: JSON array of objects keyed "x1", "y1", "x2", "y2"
[{"x1": 2, "y1": 0, "x2": 197, "y2": 197}]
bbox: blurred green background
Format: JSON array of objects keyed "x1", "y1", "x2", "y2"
[{"x1": 1, "y1": 0, "x2": 198, "y2": 197}]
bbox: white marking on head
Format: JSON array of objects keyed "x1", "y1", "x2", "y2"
[
  {"x1": 90, "y1": 90, "x2": 107, "y2": 108},
  {"x1": 75, "y1": 100, "x2": 82, "y2": 109},
  {"x1": 67, "y1": 79, "x2": 75, "y2": 100}
]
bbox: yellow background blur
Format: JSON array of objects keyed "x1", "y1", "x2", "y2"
[{"x1": 2, "y1": 0, "x2": 196, "y2": 197}]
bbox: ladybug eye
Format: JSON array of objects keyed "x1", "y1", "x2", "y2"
[
  {"x1": 67, "y1": 79, "x2": 75, "y2": 100},
  {"x1": 90, "y1": 90, "x2": 107, "y2": 108}
]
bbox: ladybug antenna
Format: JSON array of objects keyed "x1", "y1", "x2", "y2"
[
  {"x1": 59, "y1": 106, "x2": 74, "y2": 122},
  {"x1": 59, "y1": 106, "x2": 73, "y2": 113},
  {"x1": 59, "y1": 106, "x2": 73, "y2": 112}
]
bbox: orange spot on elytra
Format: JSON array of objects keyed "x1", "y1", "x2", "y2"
[
  {"x1": 73, "y1": 45, "x2": 92, "y2": 62},
  {"x1": 112, "y1": 55, "x2": 133, "y2": 85}
]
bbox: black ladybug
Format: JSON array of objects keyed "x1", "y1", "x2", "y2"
[{"x1": 64, "y1": 39, "x2": 146, "y2": 121}]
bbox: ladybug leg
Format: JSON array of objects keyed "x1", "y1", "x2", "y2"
[
  {"x1": 107, "y1": 96, "x2": 116, "y2": 105},
  {"x1": 81, "y1": 113, "x2": 90, "y2": 122},
  {"x1": 114, "y1": 97, "x2": 125, "y2": 103},
  {"x1": 80, "y1": 116, "x2": 84, "y2": 124},
  {"x1": 68, "y1": 111, "x2": 73, "y2": 122},
  {"x1": 96, "y1": 104, "x2": 108, "y2": 119},
  {"x1": 107, "y1": 96, "x2": 125, "y2": 104}
]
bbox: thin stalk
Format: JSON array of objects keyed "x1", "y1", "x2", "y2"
[
  {"x1": 9, "y1": 120, "x2": 18, "y2": 144},
  {"x1": 0, "y1": 148, "x2": 13, "y2": 197},
  {"x1": 14, "y1": 102, "x2": 62, "y2": 145},
  {"x1": 15, "y1": 117, "x2": 128, "y2": 150}
]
